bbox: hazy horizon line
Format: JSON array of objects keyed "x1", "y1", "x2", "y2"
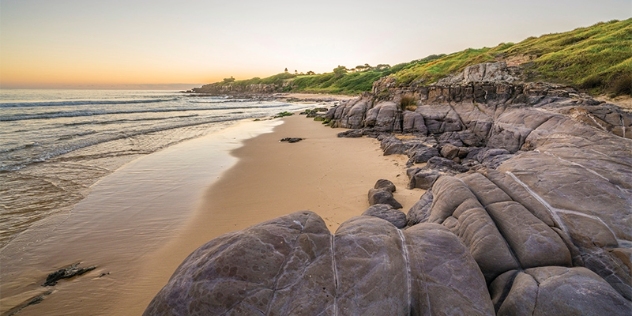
[{"x1": 0, "y1": 83, "x2": 204, "y2": 91}]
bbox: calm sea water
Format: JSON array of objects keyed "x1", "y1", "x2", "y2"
[{"x1": 0, "y1": 89, "x2": 313, "y2": 249}]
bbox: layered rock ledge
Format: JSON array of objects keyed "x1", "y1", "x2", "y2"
[{"x1": 146, "y1": 63, "x2": 631, "y2": 315}]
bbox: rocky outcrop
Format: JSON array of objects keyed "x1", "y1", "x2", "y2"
[
  {"x1": 146, "y1": 211, "x2": 631, "y2": 315},
  {"x1": 436, "y1": 62, "x2": 521, "y2": 85},
  {"x1": 330, "y1": 63, "x2": 631, "y2": 140},
  {"x1": 147, "y1": 62, "x2": 632, "y2": 314},
  {"x1": 192, "y1": 81, "x2": 290, "y2": 95},
  {"x1": 145, "y1": 211, "x2": 496, "y2": 315},
  {"x1": 348, "y1": 64, "x2": 630, "y2": 310}
]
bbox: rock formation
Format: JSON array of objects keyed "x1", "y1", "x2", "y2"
[
  {"x1": 192, "y1": 82, "x2": 290, "y2": 95},
  {"x1": 146, "y1": 63, "x2": 632, "y2": 315},
  {"x1": 368, "y1": 179, "x2": 402, "y2": 209},
  {"x1": 145, "y1": 211, "x2": 497, "y2": 315}
]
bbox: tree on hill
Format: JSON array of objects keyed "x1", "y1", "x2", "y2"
[
  {"x1": 222, "y1": 76, "x2": 235, "y2": 83},
  {"x1": 306, "y1": 71, "x2": 315, "y2": 75},
  {"x1": 333, "y1": 65, "x2": 348, "y2": 77}
]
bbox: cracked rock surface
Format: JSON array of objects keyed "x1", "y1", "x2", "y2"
[{"x1": 145, "y1": 211, "x2": 495, "y2": 316}]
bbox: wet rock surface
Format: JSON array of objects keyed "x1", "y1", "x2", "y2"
[
  {"x1": 147, "y1": 63, "x2": 632, "y2": 314},
  {"x1": 43, "y1": 263, "x2": 96, "y2": 286}
]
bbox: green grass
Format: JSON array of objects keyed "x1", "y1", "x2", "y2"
[
  {"x1": 196, "y1": 19, "x2": 632, "y2": 96},
  {"x1": 391, "y1": 18, "x2": 632, "y2": 96},
  {"x1": 290, "y1": 69, "x2": 386, "y2": 94}
]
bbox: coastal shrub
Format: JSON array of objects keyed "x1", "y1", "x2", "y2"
[
  {"x1": 400, "y1": 94, "x2": 418, "y2": 111},
  {"x1": 610, "y1": 73, "x2": 632, "y2": 96},
  {"x1": 581, "y1": 75, "x2": 605, "y2": 89}
]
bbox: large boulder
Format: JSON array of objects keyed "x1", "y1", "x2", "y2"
[
  {"x1": 333, "y1": 216, "x2": 409, "y2": 314},
  {"x1": 402, "y1": 111, "x2": 427, "y2": 135},
  {"x1": 145, "y1": 211, "x2": 495, "y2": 315},
  {"x1": 144, "y1": 211, "x2": 335, "y2": 315},
  {"x1": 405, "y1": 223, "x2": 495, "y2": 315},
  {"x1": 365, "y1": 101, "x2": 400, "y2": 132},
  {"x1": 490, "y1": 267, "x2": 632, "y2": 315},
  {"x1": 406, "y1": 168, "x2": 440, "y2": 190}
]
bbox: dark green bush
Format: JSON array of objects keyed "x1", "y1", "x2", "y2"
[{"x1": 610, "y1": 73, "x2": 632, "y2": 96}]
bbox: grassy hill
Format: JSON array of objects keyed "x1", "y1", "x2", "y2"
[
  {"x1": 392, "y1": 18, "x2": 631, "y2": 96},
  {"x1": 198, "y1": 19, "x2": 631, "y2": 96}
]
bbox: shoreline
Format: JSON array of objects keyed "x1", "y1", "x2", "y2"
[
  {"x1": 1, "y1": 111, "x2": 422, "y2": 315},
  {"x1": 0, "y1": 118, "x2": 283, "y2": 315}
]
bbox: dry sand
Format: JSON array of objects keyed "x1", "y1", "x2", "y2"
[
  {"x1": 596, "y1": 95, "x2": 632, "y2": 111},
  {"x1": 111, "y1": 114, "x2": 423, "y2": 314}
]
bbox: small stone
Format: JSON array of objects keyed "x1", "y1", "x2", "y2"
[
  {"x1": 374, "y1": 179, "x2": 396, "y2": 193},
  {"x1": 43, "y1": 263, "x2": 96, "y2": 286},
  {"x1": 280, "y1": 137, "x2": 304, "y2": 143}
]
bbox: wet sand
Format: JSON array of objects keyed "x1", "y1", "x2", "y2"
[
  {"x1": 0, "y1": 119, "x2": 283, "y2": 315},
  {"x1": 2, "y1": 114, "x2": 423, "y2": 315}
]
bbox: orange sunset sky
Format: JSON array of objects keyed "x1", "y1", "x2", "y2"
[{"x1": 1, "y1": 0, "x2": 630, "y2": 89}]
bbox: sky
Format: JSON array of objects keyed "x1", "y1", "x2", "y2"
[{"x1": 1, "y1": 0, "x2": 630, "y2": 89}]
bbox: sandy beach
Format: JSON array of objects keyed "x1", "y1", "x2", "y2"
[
  {"x1": 112, "y1": 114, "x2": 421, "y2": 315},
  {"x1": 2, "y1": 112, "x2": 423, "y2": 315}
]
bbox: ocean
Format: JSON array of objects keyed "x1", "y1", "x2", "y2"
[{"x1": 0, "y1": 89, "x2": 314, "y2": 249}]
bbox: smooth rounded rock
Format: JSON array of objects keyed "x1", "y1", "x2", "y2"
[{"x1": 362, "y1": 204, "x2": 407, "y2": 228}]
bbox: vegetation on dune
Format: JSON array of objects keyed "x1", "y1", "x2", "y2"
[
  {"x1": 225, "y1": 72, "x2": 298, "y2": 87},
  {"x1": 392, "y1": 18, "x2": 632, "y2": 96},
  {"x1": 289, "y1": 64, "x2": 409, "y2": 94},
  {"x1": 199, "y1": 19, "x2": 631, "y2": 97},
  {"x1": 200, "y1": 63, "x2": 424, "y2": 95},
  {"x1": 517, "y1": 18, "x2": 632, "y2": 96}
]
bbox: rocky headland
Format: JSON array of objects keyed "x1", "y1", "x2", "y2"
[{"x1": 146, "y1": 62, "x2": 631, "y2": 315}]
